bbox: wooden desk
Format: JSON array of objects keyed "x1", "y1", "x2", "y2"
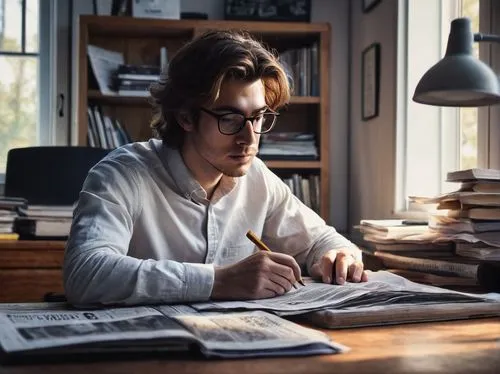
[
  {"x1": 0, "y1": 240, "x2": 65, "y2": 302},
  {"x1": 0, "y1": 318, "x2": 498, "y2": 373},
  {"x1": 0, "y1": 242, "x2": 499, "y2": 372}
]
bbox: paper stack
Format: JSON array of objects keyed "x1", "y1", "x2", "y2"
[
  {"x1": 259, "y1": 132, "x2": 318, "y2": 160},
  {"x1": 355, "y1": 219, "x2": 482, "y2": 287},
  {"x1": 409, "y1": 168, "x2": 500, "y2": 262},
  {"x1": 0, "y1": 197, "x2": 26, "y2": 240},
  {"x1": 14, "y1": 204, "x2": 74, "y2": 239}
]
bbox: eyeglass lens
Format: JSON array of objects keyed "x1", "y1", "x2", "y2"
[{"x1": 219, "y1": 113, "x2": 276, "y2": 135}]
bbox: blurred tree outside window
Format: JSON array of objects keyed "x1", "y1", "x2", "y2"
[{"x1": 0, "y1": 0, "x2": 38, "y2": 175}]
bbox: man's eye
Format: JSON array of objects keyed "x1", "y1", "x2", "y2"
[
  {"x1": 220, "y1": 117, "x2": 234, "y2": 124},
  {"x1": 222, "y1": 114, "x2": 242, "y2": 121}
]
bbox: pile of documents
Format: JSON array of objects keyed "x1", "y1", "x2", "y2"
[
  {"x1": 1, "y1": 270, "x2": 498, "y2": 364},
  {"x1": 355, "y1": 219, "x2": 478, "y2": 287},
  {"x1": 357, "y1": 168, "x2": 500, "y2": 288},
  {"x1": 409, "y1": 168, "x2": 500, "y2": 262},
  {"x1": 14, "y1": 204, "x2": 74, "y2": 239},
  {"x1": 0, "y1": 197, "x2": 26, "y2": 240},
  {"x1": 0, "y1": 305, "x2": 346, "y2": 363},
  {"x1": 258, "y1": 132, "x2": 318, "y2": 160}
]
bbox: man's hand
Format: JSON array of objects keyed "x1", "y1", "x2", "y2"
[
  {"x1": 211, "y1": 251, "x2": 302, "y2": 300},
  {"x1": 310, "y1": 249, "x2": 368, "y2": 285}
]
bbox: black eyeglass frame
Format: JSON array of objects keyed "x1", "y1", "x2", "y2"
[{"x1": 199, "y1": 107, "x2": 280, "y2": 135}]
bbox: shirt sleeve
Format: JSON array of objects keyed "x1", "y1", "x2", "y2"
[
  {"x1": 63, "y1": 155, "x2": 214, "y2": 306},
  {"x1": 258, "y1": 163, "x2": 361, "y2": 275}
]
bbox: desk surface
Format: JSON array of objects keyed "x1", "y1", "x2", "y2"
[{"x1": 0, "y1": 318, "x2": 499, "y2": 374}]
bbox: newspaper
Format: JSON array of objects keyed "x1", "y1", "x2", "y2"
[
  {"x1": 0, "y1": 306, "x2": 346, "y2": 362},
  {"x1": 189, "y1": 271, "x2": 500, "y2": 321}
]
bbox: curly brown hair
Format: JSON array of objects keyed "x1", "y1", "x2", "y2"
[{"x1": 149, "y1": 30, "x2": 290, "y2": 148}]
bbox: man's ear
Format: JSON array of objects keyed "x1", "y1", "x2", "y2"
[{"x1": 176, "y1": 111, "x2": 194, "y2": 132}]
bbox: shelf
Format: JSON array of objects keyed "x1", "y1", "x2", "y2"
[
  {"x1": 88, "y1": 90, "x2": 319, "y2": 106},
  {"x1": 79, "y1": 15, "x2": 330, "y2": 221},
  {"x1": 88, "y1": 90, "x2": 150, "y2": 106},
  {"x1": 264, "y1": 160, "x2": 321, "y2": 169},
  {"x1": 82, "y1": 15, "x2": 330, "y2": 38}
]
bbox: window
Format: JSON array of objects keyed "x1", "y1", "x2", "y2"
[
  {"x1": 0, "y1": 0, "x2": 39, "y2": 177},
  {"x1": 395, "y1": 0, "x2": 480, "y2": 214},
  {"x1": 0, "y1": 0, "x2": 70, "y2": 185}
]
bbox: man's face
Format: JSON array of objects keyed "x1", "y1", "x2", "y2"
[{"x1": 184, "y1": 79, "x2": 267, "y2": 178}]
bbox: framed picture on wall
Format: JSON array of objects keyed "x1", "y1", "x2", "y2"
[
  {"x1": 361, "y1": 43, "x2": 380, "y2": 121},
  {"x1": 362, "y1": 0, "x2": 381, "y2": 13}
]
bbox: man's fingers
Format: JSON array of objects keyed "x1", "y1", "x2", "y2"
[
  {"x1": 258, "y1": 288, "x2": 280, "y2": 300},
  {"x1": 267, "y1": 273, "x2": 293, "y2": 294},
  {"x1": 348, "y1": 261, "x2": 364, "y2": 283},
  {"x1": 320, "y1": 250, "x2": 338, "y2": 284},
  {"x1": 335, "y1": 252, "x2": 353, "y2": 285},
  {"x1": 310, "y1": 262, "x2": 321, "y2": 279},
  {"x1": 361, "y1": 270, "x2": 369, "y2": 282},
  {"x1": 266, "y1": 252, "x2": 302, "y2": 284}
]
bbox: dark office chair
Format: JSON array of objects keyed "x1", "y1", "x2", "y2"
[{"x1": 4, "y1": 146, "x2": 110, "y2": 205}]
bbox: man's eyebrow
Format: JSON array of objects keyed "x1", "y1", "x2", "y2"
[{"x1": 210, "y1": 105, "x2": 269, "y2": 114}]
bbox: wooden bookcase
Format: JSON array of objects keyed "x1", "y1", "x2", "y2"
[{"x1": 77, "y1": 15, "x2": 331, "y2": 221}]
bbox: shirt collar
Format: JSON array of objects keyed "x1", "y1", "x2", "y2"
[{"x1": 154, "y1": 140, "x2": 237, "y2": 204}]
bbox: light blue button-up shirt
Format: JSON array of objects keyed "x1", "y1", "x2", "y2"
[{"x1": 63, "y1": 139, "x2": 359, "y2": 306}]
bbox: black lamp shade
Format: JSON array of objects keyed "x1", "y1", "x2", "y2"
[{"x1": 413, "y1": 17, "x2": 500, "y2": 107}]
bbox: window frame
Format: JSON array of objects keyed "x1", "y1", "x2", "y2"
[
  {"x1": 0, "y1": 0, "x2": 71, "y2": 185},
  {"x1": 394, "y1": 0, "x2": 483, "y2": 218},
  {"x1": 478, "y1": 0, "x2": 500, "y2": 169}
]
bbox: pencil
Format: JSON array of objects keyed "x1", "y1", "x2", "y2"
[{"x1": 246, "y1": 230, "x2": 306, "y2": 287}]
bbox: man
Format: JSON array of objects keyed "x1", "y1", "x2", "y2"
[{"x1": 64, "y1": 30, "x2": 368, "y2": 306}]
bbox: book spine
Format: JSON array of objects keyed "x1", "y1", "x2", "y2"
[
  {"x1": 373, "y1": 251, "x2": 479, "y2": 278},
  {"x1": 310, "y1": 42, "x2": 319, "y2": 96}
]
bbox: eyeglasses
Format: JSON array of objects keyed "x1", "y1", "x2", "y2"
[{"x1": 200, "y1": 107, "x2": 279, "y2": 135}]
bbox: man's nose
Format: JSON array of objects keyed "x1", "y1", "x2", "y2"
[{"x1": 236, "y1": 119, "x2": 257, "y2": 144}]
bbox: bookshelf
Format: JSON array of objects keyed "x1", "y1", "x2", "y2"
[{"x1": 77, "y1": 15, "x2": 331, "y2": 221}]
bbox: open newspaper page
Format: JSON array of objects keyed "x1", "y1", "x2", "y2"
[
  {"x1": 0, "y1": 306, "x2": 194, "y2": 358},
  {"x1": 156, "y1": 308, "x2": 347, "y2": 358},
  {"x1": 190, "y1": 271, "x2": 500, "y2": 320},
  {"x1": 0, "y1": 305, "x2": 346, "y2": 361}
]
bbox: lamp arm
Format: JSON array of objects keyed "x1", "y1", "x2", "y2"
[{"x1": 474, "y1": 33, "x2": 500, "y2": 43}]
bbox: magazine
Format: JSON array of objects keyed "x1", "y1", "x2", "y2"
[{"x1": 0, "y1": 306, "x2": 346, "y2": 363}]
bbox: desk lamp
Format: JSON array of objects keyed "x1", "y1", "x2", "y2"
[
  {"x1": 413, "y1": 17, "x2": 500, "y2": 107},
  {"x1": 413, "y1": 17, "x2": 500, "y2": 292}
]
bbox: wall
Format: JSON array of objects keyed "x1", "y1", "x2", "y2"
[
  {"x1": 71, "y1": 0, "x2": 352, "y2": 231},
  {"x1": 349, "y1": 0, "x2": 398, "y2": 231}
]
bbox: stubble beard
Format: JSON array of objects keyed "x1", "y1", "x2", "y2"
[{"x1": 213, "y1": 155, "x2": 254, "y2": 178}]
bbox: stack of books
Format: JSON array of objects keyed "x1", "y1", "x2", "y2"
[
  {"x1": 14, "y1": 204, "x2": 74, "y2": 240},
  {"x1": 0, "y1": 197, "x2": 26, "y2": 240},
  {"x1": 357, "y1": 219, "x2": 454, "y2": 256},
  {"x1": 111, "y1": 64, "x2": 161, "y2": 97},
  {"x1": 356, "y1": 219, "x2": 482, "y2": 288},
  {"x1": 409, "y1": 168, "x2": 500, "y2": 262},
  {"x1": 259, "y1": 132, "x2": 318, "y2": 160}
]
